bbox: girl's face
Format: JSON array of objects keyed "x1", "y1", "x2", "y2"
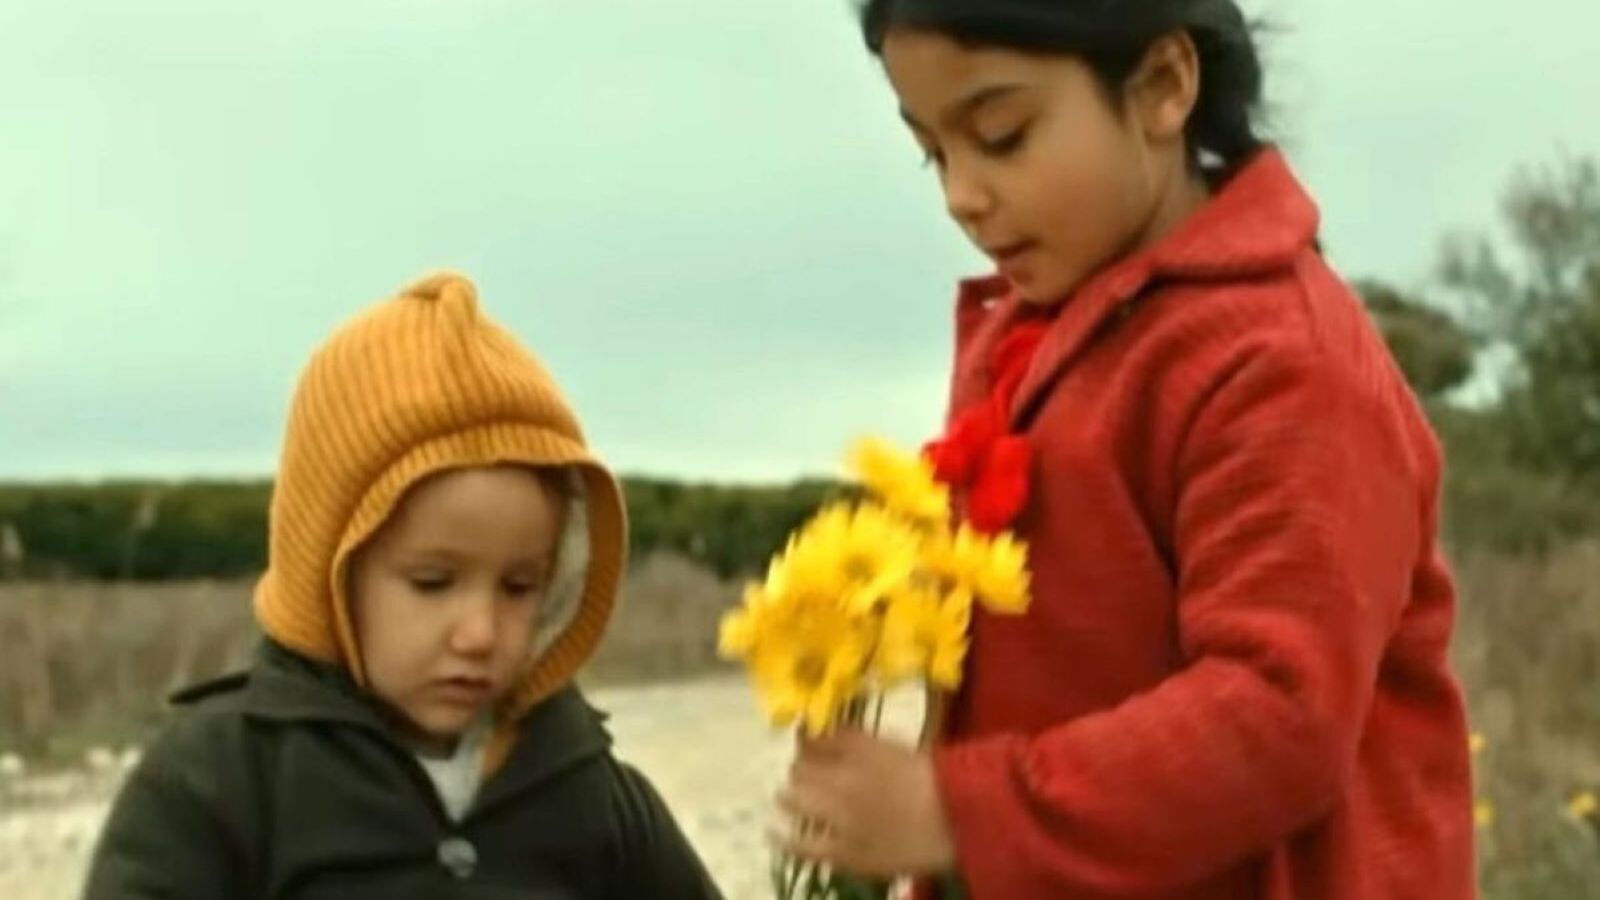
[
  {"x1": 880, "y1": 28, "x2": 1203, "y2": 306},
  {"x1": 349, "y1": 466, "x2": 564, "y2": 753}
]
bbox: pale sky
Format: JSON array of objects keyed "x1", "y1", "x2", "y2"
[{"x1": 2, "y1": 0, "x2": 1596, "y2": 482}]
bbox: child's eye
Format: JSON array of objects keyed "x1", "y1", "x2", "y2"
[
  {"x1": 502, "y1": 578, "x2": 543, "y2": 601},
  {"x1": 407, "y1": 573, "x2": 454, "y2": 594},
  {"x1": 978, "y1": 125, "x2": 1030, "y2": 158},
  {"x1": 918, "y1": 144, "x2": 945, "y2": 170}
]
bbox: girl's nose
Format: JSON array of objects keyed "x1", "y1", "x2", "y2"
[{"x1": 942, "y1": 159, "x2": 996, "y2": 228}]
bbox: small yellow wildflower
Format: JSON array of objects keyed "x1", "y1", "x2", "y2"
[
  {"x1": 1567, "y1": 790, "x2": 1598, "y2": 822},
  {"x1": 921, "y1": 523, "x2": 1032, "y2": 616},
  {"x1": 777, "y1": 501, "x2": 921, "y2": 615},
  {"x1": 719, "y1": 583, "x2": 875, "y2": 735},
  {"x1": 1474, "y1": 800, "x2": 1495, "y2": 829},
  {"x1": 718, "y1": 609, "x2": 757, "y2": 659},
  {"x1": 874, "y1": 585, "x2": 972, "y2": 690},
  {"x1": 846, "y1": 437, "x2": 950, "y2": 525},
  {"x1": 719, "y1": 439, "x2": 1038, "y2": 738},
  {"x1": 750, "y1": 637, "x2": 871, "y2": 737},
  {"x1": 1469, "y1": 733, "x2": 1486, "y2": 756}
]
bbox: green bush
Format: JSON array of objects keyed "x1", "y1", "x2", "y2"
[
  {"x1": 0, "y1": 477, "x2": 842, "y2": 582},
  {"x1": 0, "y1": 482, "x2": 272, "y2": 580}
]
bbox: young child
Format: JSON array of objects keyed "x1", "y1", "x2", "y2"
[
  {"x1": 84, "y1": 273, "x2": 724, "y2": 899},
  {"x1": 778, "y1": 2, "x2": 1477, "y2": 898}
]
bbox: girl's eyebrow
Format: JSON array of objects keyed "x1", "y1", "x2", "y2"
[{"x1": 900, "y1": 82, "x2": 1027, "y2": 133}]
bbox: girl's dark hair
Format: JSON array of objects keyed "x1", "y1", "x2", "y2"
[{"x1": 859, "y1": 0, "x2": 1265, "y2": 177}]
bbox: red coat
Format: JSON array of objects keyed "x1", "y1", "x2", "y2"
[{"x1": 930, "y1": 150, "x2": 1476, "y2": 900}]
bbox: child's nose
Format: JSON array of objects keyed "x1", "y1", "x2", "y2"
[
  {"x1": 449, "y1": 595, "x2": 497, "y2": 656},
  {"x1": 943, "y1": 160, "x2": 995, "y2": 226}
]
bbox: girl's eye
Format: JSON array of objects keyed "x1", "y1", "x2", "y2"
[
  {"x1": 978, "y1": 125, "x2": 1030, "y2": 158},
  {"x1": 915, "y1": 136, "x2": 947, "y2": 169},
  {"x1": 408, "y1": 573, "x2": 454, "y2": 594}
]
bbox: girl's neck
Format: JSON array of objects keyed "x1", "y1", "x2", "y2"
[
  {"x1": 1131, "y1": 168, "x2": 1212, "y2": 257},
  {"x1": 1024, "y1": 164, "x2": 1212, "y2": 312}
]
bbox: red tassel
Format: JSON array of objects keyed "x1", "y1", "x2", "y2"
[
  {"x1": 927, "y1": 402, "x2": 1001, "y2": 486},
  {"x1": 927, "y1": 310, "x2": 1050, "y2": 531},
  {"x1": 966, "y1": 436, "x2": 1033, "y2": 533}
]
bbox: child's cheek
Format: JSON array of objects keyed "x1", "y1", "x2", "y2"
[
  {"x1": 368, "y1": 664, "x2": 421, "y2": 720},
  {"x1": 502, "y1": 602, "x2": 542, "y2": 668}
]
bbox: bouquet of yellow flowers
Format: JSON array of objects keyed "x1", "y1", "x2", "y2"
[{"x1": 717, "y1": 437, "x2": 1032, "y2": 899}]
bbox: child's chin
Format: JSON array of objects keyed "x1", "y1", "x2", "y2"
[
  {"x1": 404, "y1": 703, "x2": 487, "y2": 745},
  {"x1": 1016, "y1": 271, "x2": 1078, "y2": 308}
]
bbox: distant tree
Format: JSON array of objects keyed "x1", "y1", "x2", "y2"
[
  {"x1": 1355, "y1": 279, "x2": 1477, "y2": 401},
  {"x1": 1441, "y1": 155, "x2": 1600, "y2": 484}
]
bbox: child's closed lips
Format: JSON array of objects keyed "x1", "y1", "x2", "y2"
[
  {"x1": 978, "y1": 236, "x2": 1041, "y2": 277},
  {"x1": 977, "y1": 235, "x2": 1036, "y2": 261},
  {"x1": 427, "y1": 673, "x2": 496, "y2": 706}
]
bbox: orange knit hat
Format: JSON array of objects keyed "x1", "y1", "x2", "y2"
[{"x1": 254, "y1": 271, "x2": 626, "y2": 729}]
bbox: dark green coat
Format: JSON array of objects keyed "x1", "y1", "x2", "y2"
[{"x1": 83, "y1": 641, "x2": 725, "y2": 900}]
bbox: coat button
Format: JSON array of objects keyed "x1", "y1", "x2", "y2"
[{"x1": 437, "y1": 836, "x2": 478, "y2": 880}]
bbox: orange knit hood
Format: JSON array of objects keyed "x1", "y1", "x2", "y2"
[{"x1": 253, "y1": 271, "x2": 626, "y2": 746}]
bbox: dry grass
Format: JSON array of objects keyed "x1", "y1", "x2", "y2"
[
  {"x1": 0, "y1": 553, "x2": 740, "y2": 758},
  {"x1": 0, "y1": 581, "x2": 257, "y2": 757},
  {"x1": 1451, "y1": 542, "x2": 1600, "y2": 894},
  {"x1": 2, "y1": 546, "x2": 1597, "y2": 892}
]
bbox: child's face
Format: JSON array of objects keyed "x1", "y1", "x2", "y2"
[
  {"x1": 881, "y1": 28, "x2": 1196, "y2": 305},
  {"x1": 349, "y1": 466, "x2": 565, "y2": 750}
]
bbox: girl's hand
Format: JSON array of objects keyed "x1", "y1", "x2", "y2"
[{"x1": 775, "y1": 729, "x2": 957, "y2": 877}]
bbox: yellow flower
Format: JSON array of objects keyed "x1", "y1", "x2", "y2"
[
  {"x1": 921, "y1": 523, "x2": 1032, "y2": 616},
  {"x1": 874, "y1": 585, "x2": 972, "y2": 690},
  {"x1": 747, "y1": 596, "x2": 873, "y2": 735},
  {"x1": 846, "y1": 437, "x2": 950, "y2": 525},
  {"x1": 924, "y1": 590, "x2": 973, "y2": 689},
  {"x1": 778, "y1": 502, "x2": 921, "y2": 615},
  {"x1": 1469, "y1": 733, "x2": 1486, "y2": 756},
  {"x1": 1474, "y1": 800, "x2": 1495, "y2": 829},
  {"x1": 718, "y1": 579, "x2": 875, "y2": 735},
  {"x1": 717, "y1": 584, "x2": 766, "y2": 659},
  {"x1": 1568, "y1": 790, "x2": 1598, "y2": 822}
]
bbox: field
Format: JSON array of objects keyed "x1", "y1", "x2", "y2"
[{"x1": 3, "y1": 547, "x2": 1598, "y2": 898}]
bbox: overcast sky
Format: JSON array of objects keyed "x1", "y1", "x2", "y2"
[{"x1": 3, "y1": 0, "x2": 1596, "y2": 482}]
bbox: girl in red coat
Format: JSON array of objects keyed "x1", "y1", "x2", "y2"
[{"x1": 777, "y1": 2, "x2": 1478, "y2": 898}]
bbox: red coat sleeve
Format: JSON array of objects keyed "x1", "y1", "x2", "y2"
[{"x1": 932, "y1": 338, "x2": 1423, "y2": 895}]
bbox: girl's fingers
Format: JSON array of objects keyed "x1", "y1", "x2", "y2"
[
  {"x1": 804, "y1": 727, "x2": 871, "y2": 755},
  {"x1": 826, "y1": 726, "x2": 873, "y2": 747},
  {"x1": 776, "y1": 786, "x2": 831, "y2": 825},
  {"x1": 770, "y1": 817, "x2": 845, "y2": 866},
  {"x1": 775, "y1": 785, "x2": 869, "y2": 864},
  {"x1": 797, "y1": 731, "x2": 848, "y2": 761},
  {"x1": 787, "y1": 755, "x2": 851, "y2": 795}
]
